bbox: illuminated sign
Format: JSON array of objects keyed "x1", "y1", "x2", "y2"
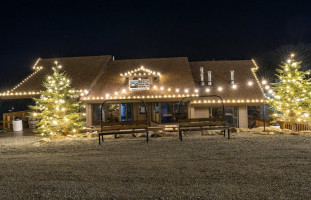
[{"x1": 129, "y1": 79, "x2": 150, "y2": 91}]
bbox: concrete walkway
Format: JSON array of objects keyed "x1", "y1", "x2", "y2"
[
  {"x1": 0, "y1": 128, "x2": 37, "y2": 138},
  {"x1": 0, "y1": 129, "x2": 39, "y2": 147}
]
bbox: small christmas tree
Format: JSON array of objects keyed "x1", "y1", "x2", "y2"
[
  {"x1": 30, "y1": 62, "x2": 85, "y2": 136},
  {"x1": 268, "y1": 54, "x2": 311, "y2": 123}
]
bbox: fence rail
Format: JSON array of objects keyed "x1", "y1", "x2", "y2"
[{"x1": 279, "y1": 122, "x2": 311, "y2": 131}]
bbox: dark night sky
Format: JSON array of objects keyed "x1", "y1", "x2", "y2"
[{"x1": 1, "y1": 0, "x2": 311, "y2": 88}]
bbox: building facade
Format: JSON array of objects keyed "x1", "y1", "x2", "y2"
[{"x1": 0, "y1": 55, "x2": 265, "y2": 128}]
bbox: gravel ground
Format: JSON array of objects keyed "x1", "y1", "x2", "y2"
[{"x1": 0, "y1": 132, "x2": 311, "y2": 199}]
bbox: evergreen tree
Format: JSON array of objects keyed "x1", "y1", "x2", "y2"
[
  {"x1": 30, "y1": 62, "x2": 85, "y2": 136},
  {"x1": 268, "y1": 54, "x2": 311, "y2": 123}
]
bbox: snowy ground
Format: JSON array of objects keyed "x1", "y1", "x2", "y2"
[{"x1": 0, "y1": 132, "x2": 311, "y2": 199}]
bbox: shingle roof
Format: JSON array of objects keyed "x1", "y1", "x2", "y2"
[
  {"x1": 1, "y1": 55, "x2": 112, "y2": 98},
  {"x1": 189, "y1": 60, "x2": 264, "y2": 100},
  {"x1": 1, "y1": 55, "x2": 264, "y2": 104},
  {"x1": 88, "y1": 57, "x2": 196, "y2": 97}
]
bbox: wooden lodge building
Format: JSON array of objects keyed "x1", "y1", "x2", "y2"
[{"x1": 0, "y1": 55, "x2": 265, "y2": 128}]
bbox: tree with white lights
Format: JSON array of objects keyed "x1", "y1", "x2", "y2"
[
  {"x1": 268, "y1": 54, "x2": 311, "y2": 123},
  {"x1": 30, "y1": 62, "x2": 85, "y2": 136}
]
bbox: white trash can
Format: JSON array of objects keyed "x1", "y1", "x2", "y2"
[{"x1": 13, "y1": 119, "x2": 23, "y2": 132}]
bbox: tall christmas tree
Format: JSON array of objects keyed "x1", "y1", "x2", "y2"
[
  {"x1": 30, "y1": 62, "x2": 85, "y2": 136},
  {"x1": 268, "y1": 54, "x2": 311, "y2": 123}
]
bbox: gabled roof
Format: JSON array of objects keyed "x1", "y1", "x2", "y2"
[
  {"x1": 0, "y1": 55, "x2": 264, "y2": 105},
  {"x1": 189, "y1": 60, "x2": 264, "y2": 100},
  {"x1": 0, "y1": 55, "x2": 112, "y2": 98},
  {"x1": 88, "y1": 57, "x2": 196, "y2": 98}
]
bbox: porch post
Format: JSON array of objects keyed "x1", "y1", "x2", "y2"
[{"x1": 86, "y1": 104, "x2": 93, "y2": 127}]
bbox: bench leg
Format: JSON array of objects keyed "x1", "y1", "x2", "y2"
[
  {"x1": 228, "y1": 128, "x2": 230, "y2": 139},
  {"x1": 99, "y1": 135, "x2": 101, "y2": 145},
  {"x1": 102, "y1": 135, "x2": 104, "y2": 142},
  {"x1": 223, "y1": 129, "x2": 226, "y2": 137},
  {"x1": 114, "y1": 134, "x2": 117, "y2": 139},
  {"x1": 146, "y1": 131, "x2": 149, "y2": 142},
  {"x1": 179, "y1": 130, "x2": 183, "y2": 141}
]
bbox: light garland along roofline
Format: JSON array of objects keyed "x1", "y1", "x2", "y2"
[
  {"x1": 192, "y1": 99, "x2": 264, "y2": 104},
  {"x1": 251, "y1": 59, "x2": 265, "y2": 98},
  {"x1": 0, "y1": 89, "x2": 88, "y2": 97},
  {"x1": 94, "y1": 78, "x2": 259, "y2": 100},
  {"x1": 0, "y1": 91, "x2": 40, "y2": 96},
  {"x1": 120, "y1": 65, "x2": 161, "y2": 77},
  {"x1": 83, "y1": 93, "x2": 200, "y2": 100},
  {"x1": 81, "y1": 93, "x2": 264, "y2": 104},
  {"x1": 9, "y1": 58, "x2": 42, "y2": 93}
]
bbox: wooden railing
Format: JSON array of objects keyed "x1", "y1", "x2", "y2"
[
  {"x1": 255, "y1": 119, "x2": 271, "y2": 127},
  {"x1": 2, "y1": 110, "x2": 30, "y2": 131},
  {"x1": 279, "y1": 122, "x2": 311, "y2": 131}
]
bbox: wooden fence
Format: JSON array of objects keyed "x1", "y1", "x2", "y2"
[
  {"x1": 255, "y1": 119, "x2": 271, "y2": 127},
  {"x1": 279, "y1": 122, "x2": 311, "y2": 131}
]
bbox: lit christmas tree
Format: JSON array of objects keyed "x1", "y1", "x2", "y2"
[
  {"x1": 30, "y1": 62, "x2": 85, "y2": 136},
  {"x1": 268, "y1": 54, "x2": 311, "y2": 123}
]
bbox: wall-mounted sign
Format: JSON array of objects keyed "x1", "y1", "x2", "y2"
[{"x1": 129, "y1": 79, "x2": 150, "y2": 91}]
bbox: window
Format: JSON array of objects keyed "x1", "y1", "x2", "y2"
[
  {"x1": 209, "y1": 106, "x2": 239, "y2": 127},
  {"x1": 121, "y1": 103, "x2": 132, "y2": 121},
  {"x1": 224, "y1": 107, "x2": 238, "y2": 127},
  {"x1": 161, "y1": 102, "x2": 174, "y2": 123},
  {"x1": 151, "y1": 102, "x2": 187, "y2": 124},
  {"x1": 248, "y1": 106, "x2": 260, "y2": 128},
  {"x1": 92, "y1": 104, "x2": 101, "y2": 125}
]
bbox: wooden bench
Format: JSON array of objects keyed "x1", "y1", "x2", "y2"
[
  {"x1": 98, "y1": 120, "x2": 149, "y2": 145},
  {"x1": 178, "y1": 117, "x2": 230, "y2": 140}
]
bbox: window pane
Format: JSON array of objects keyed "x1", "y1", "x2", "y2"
[
  {"x1": 93, "y1": 104, "x2": 101, "y2": 125},
  {"x1": 161, "y1": 102, "x2": 174, "y2": 123},
  {"x1": 175, "y1": 102, "x2": 188, "y2": 121},
  {"x1": 224, "y1": 107, "x2": 239, "y2": 127},
  {"x1": 121, "y1": 103, "x2": 132, "y2": 122},
  {"x1": 209, "y1": 107, "x2": 223, "y2": 118},
  {"x1": 102, "y1": 104, "x2": 120, "y2": 122}
]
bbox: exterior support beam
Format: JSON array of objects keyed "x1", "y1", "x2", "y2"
[{"x1": 86, "y1": 104, "x2": 93, "y2": 127}]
